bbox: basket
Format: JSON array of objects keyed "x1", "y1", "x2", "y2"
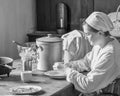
[{"x1": 108, "y1": 5, "x2": 120, "y2": 37}]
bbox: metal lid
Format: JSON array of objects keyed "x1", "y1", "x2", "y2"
[{"x1": 36, "y1": 34, "x2": 63, "y2": 43}]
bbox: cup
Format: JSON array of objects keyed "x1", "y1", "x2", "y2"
[
  {"x1": 21, "y1": 71, "x2": 32, "y2": 82},
  {"x1": 53, "y1": 62, "x2": 64, "y2": 70}
]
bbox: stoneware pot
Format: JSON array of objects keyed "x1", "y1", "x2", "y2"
[{"x1": 36, "y1": 34, "x2": 63, "y2": 71}]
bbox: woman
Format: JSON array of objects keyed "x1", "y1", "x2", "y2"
[{"x1": 53, "y1": 12, "x2": 120, "y2": 96}]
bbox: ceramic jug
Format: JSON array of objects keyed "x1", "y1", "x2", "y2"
[{"x1": 36, "y1": 34, "x2": 63, "y2": 71}]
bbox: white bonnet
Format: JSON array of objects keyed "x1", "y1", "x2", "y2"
[{"x1": 85, "y1": 12, "x2": 114, "y2": 32}]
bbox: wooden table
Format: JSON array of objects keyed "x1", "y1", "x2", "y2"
[{"x1": 0, "y1": 59, "x2": 80, "y2": 96}]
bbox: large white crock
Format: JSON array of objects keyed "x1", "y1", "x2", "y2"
[{"x1": 36, "y1": 34, "x2": 63, "y2": 71}]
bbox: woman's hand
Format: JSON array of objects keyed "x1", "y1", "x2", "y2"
[{"x1": 53, "y1": 62, "x2": 65, "y2": 70}]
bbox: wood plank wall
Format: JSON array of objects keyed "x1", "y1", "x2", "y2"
[
  {"x1": 36, "y1": 0, "x2": 120, "y2": 32},
  {"x1": 94, "y1": 0, "x2": 120, "y2": 14},
  {"x1": 36, "y1": 0, "x2": 94, "y2": 31}
]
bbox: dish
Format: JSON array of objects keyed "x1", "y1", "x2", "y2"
[
  {"x1": 9, "y1": 85, "x2": 42, "y2": 95},
  {"x1": 44, "y1": 70, "x2": 66, "y2": 79},
  {"x1": 0, "y1": 57, "x2": 13, "y2": 77}
]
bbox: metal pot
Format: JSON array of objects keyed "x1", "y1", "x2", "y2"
[
  {"x1": 0, "y1": 57, "x2": 14, "y2": 77},
  {"x1": 36, "y1": 34, "x2": 63, "y2": 71}
]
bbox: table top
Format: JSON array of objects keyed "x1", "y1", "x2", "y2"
[{"x1": 0, "y1": 59, "x2": 79, "y2": 96}]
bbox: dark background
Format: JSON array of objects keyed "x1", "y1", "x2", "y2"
[{"x1": 36, "y1": 0, "x2": 120, "y2": 31}]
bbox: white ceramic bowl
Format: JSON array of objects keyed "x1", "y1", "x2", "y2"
[{"x1": 0, "y1": 57, "x2": 13, "y2": 66}]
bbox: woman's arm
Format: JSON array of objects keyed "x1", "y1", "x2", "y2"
[
  {"x1": 65, "y1": 51, "x2": 117, "y2": 93},
  {"x1": 65, "y1": 51, "x2": 92, "y2": 72}
]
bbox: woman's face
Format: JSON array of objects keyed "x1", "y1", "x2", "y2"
[{"x1": 83, "y1": 24, "x2": 99, "y2": 45}]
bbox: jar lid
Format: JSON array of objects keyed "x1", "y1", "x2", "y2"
[{"x1": 36, "y1": 34, "x2": 63, "y2": 43}]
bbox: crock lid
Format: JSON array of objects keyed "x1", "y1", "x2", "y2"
[{"x1": 36, "y1": 34, "x2": 63, "y2": 42}]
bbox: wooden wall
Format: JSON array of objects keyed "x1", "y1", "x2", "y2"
[
  {"x1": 36, "y1": 0, "x2": 94, "y2": 31},
  {"x1": 94, "y1": 0, "x2": 120, "y2": 14},
  {"x1": 36, "y1": 0, "x2": 120, "y2": 32}
]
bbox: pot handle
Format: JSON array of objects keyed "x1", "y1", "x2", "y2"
[
  {"x1": 36, "y1": 45, "x2": 43, "y2": 59},
  {"x1": 38, "y1": 45, "x2": 43, "y2": 51}
]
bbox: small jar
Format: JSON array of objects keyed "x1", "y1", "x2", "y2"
[{"x1": 23, "y1": 60, "x2": 32, "y2": 71}]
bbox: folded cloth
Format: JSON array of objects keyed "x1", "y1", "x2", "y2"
[{"x1": 62, "y1": 30, "x2": 92, "y2": 61}]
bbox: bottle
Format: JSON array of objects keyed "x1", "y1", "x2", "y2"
[{"x1": 56, "y1": 2, "x2": 68, "y2": 34}]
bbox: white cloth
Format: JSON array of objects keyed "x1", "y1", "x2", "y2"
[
  {"x1": 85, "y1": 12, "x2": 114, "y2": 32},
  {"x1": 108, "y1": 12, "x2": 120, "y2": 37},
  {"x1": 65, "y1": 38, "x2": 120, "y2": 93},
  {"x1": 62, "y1": 30, "x2": 92, "y2": 61}
]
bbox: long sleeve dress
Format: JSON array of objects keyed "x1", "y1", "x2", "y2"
[{"x1": 65, "y1": 38, "x2": 120, "y2": 93}]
